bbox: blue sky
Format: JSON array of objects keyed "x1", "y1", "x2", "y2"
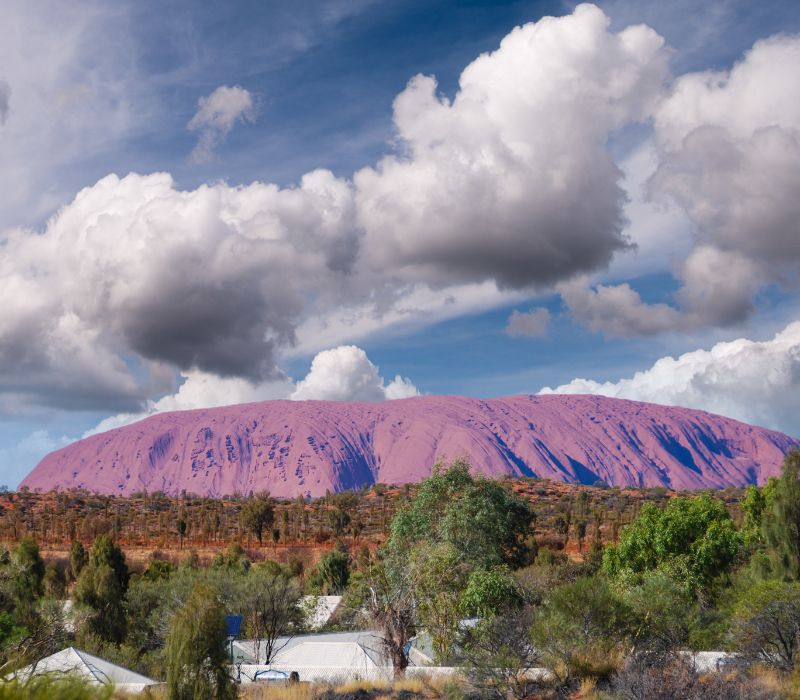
[{"x1": 1, "y1": 0, "x2": 799, "y2": 487}]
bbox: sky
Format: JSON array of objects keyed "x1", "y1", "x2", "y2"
[{"x1": 1, "y1": 0, "x2": 799, "y2": 487}]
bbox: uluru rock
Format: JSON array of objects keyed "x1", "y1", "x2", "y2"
[{"x1": 20, "y1": 394, "x2": 799, "y2": 497}]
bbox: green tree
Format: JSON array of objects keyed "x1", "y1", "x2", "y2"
[
  {"x1": 407, "y1": 541, "x2": 470, "y2": 662},
  {"x1": 623, "y1": 572, "x2": 695, "y2": 661},
  {"x1": 44, "y1": 561, "x2": 67, "y2": 599},
  {"x1": 177, "y1": 519, "x2": 187, "y2": 550},
  {"x1": 387, "y1": 459, "x2": 536, "y2": 569},
  {"x1": 460, "y1": 565, "x2": 521, "y2": 619},
  {"x1": 741, "y1": 484, "x2": 767, "y2": 544},
  {"x1": 762, "y1": 450, "x2": 800, "y2": 579},
  {"x1": 165, "y1": 584, "x2": 235, "y2": 700},
  {"x1": 241, "y1": 566, "x2": 301, "y2": 663},
  {"x1": 73, "y1": 535, "x2": 129, "y2": 643},
  {"x1": 370, "y1": 460, "x2": 536, "y2": 674},
  {"x1": 458, "y1": 605, "x2": 542, "y2": 700},
  {"x1": 7, "y1": 537, "x2": 45, "y2": 630},
  {"x1": 69, "y1": 541, "x2": 88, "y2": 581},
  {"x1": 313, "y1": 548, "x2": 350, "y2": 595},
  {"x1": 327, "y1": 508, "x2": 351, "y2": 537},
  {"x1": 240, "y1": 495, "x2": 274, "y2": 546},
  {"x1": 603, "y1": 493, "x2": 739, "y2": 594}
]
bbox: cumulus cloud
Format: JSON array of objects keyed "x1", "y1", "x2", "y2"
[
  {"x1": 558, "y1": 279, "x2": 682, "y2": 336},
  {"x1": 540, "y1": 321, "x2": 800, "y2": 435},
  {"x1": 0, "y1": 5, "x2": 677, "y2": 413},
  {"x1": 291, "y1": 345, "x2": 418, "y2": 401},
  {"x1": 0, "y1": 169, "x2": 357, "y2": 411},
  {"x1": 505, "y1": 308, "x2": 550, "y2": 338},
  {"x1": 188, "y1": 85, "x2": 257, "y2": 162},
  {"x1": 0, "y1": 80, "x2": 10, "y2": 125},
  {"x1": 647, "y1": 35, "x2": 800, "y2": 329},
  {"x1": 5, "y1": 4, "x2": 799, "y2": 419},
  {"x1": 86, "y1": 369, "x2": 295, "y2": 436},
  {"x1": 85, "y1": 345, "x2": 418, "y2": 435},
  {"x1": 356, "y1": 3, "x2": 668, "y2": 288},
  {"x1": 557, "y1": 34, "x2": 800, "y2": 337}
]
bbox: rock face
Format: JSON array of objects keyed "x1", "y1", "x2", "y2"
[{"x1": 21, "y1": 395, "x2": 799, "y2": 497}]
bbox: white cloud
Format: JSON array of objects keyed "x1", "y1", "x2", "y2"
[
  {"x1": 0, "y1": 5, "x2": 675, "y2": 414},
  {"x1": 4, "y1": 3, "x2": 799, "y2": 419},
  {"x1": 505, "y1": 308, "x2": 551, "y2": 338},
  {"x1": 188, "y1": 85, "x2": 257, "y2": 163},
  {"x1": 558, "y1": 34, "x2": 800, "y2": 337},
  {"x1": 292, "y1": 280, "x2": 529, "y2": 356},
  {"x1": 646, "y1": 35, "x2": 800, "y2": 328},
  {"x1": 85, "y1": 369, "x2": 294, "y2": 436},
  {"x1": 540, "y1": 320, "x2": 800, "y2": 435},
  {"x1": 291, "y1": 345, "x2": 418, "y2": 401},
  {"x1": 0, "y1": 170, "x2": 358, "y2": 411},
  {"x1": 653, "y1": 35, "x2": 800, "y2": 151},
  {"x1": 86, "y1": 345, "x2": 419, "y2": 435},
  {"x1": 355, "y1": 3, "x2": 668, "y2": 289},
  {"x1": 558, "y1": 278, "x2": 682, "y2": 336}
]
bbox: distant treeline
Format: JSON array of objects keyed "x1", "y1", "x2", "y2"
[{"x1": 0, "y1": 477, "x2": 747, "y2": 557}]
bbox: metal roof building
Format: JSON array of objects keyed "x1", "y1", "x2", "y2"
[{"x1": 14, "y1": 647, "x2": 158, "y2": 693}]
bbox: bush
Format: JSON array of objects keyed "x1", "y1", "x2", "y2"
[
  {"x1": 532, "y1": 576, "x2": 632, "y2": 683},
  {"x1": 0, "y1": 676, "x2": 114, "y2": 700},
  {"x1": 611, "y1": 655, "x2": 780, "y2": 700}
]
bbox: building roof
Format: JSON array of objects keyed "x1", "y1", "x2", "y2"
[
  {"x1": 233, "y1": 630, "x2": 389, "y2": 666},
  {"x1": 14, "y1": 647, "x2": 157, "y2": 692}
]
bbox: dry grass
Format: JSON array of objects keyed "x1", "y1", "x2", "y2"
[
  {"x1": 576, "y1": 676, "x2": 599, "y2": 698},
  {"x1": 233, "y1": 675, "x2": 454, "y2": 699},
  {"x1": 238, "y1": 683, "x2": 315, "y2": 700},
  {"x1": 332, "y1": 678, "x2": 428, "y2": 693},
  {"x1": 747, "y1": 664, "x2": 800, "y2": 697}
]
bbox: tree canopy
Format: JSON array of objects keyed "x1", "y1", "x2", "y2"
[
  {"x1": 387, "y1": 458, "x2": 536, "y2": 569},
  {"x1": 603, "y1": 493, "x2": 740, "y2": 593}
]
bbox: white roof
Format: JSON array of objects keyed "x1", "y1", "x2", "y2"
[
  {"x1": 273, "y1": 641, "x2": 382, "y2": 669},
  {"x1": 234, "y1": 630, "x2": 389, "y2": 666},
  {"x1": 15, "y1": 647, "x2": 157, "y2": 692},
  {"x1": 680, "y1": 650, "x2": 737, "y2": 673},
  {"x1": 301, "y1": 595, "x2": 343, "y2": 629}
]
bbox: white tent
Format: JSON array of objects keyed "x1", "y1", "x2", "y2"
[
  {"x1": 234, "y1": 630, "x2": 392, "y2": 683},
  {"x1": 14, "y1": 647, "x2": 157, "y2": 693}
]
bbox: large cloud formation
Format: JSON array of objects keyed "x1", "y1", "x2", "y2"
[
  {"x1": 0, "y1": 4, "x2": 672, "y2": 414},
  {"x1": 541, "y1": 321, "x2": 800, "y2": 435},
  {"x1": 565, "y1": 34, "x2": 800, "y2": 335},
  {"x1": 356, "y1": 4, "x2": 667, "y2": 288},
  {"x1": 1, "y1": 3, "x2": 798, "y2": 419},
  {"x1": 0, "y1": 170, "x2": 357, "y2": 410}
]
